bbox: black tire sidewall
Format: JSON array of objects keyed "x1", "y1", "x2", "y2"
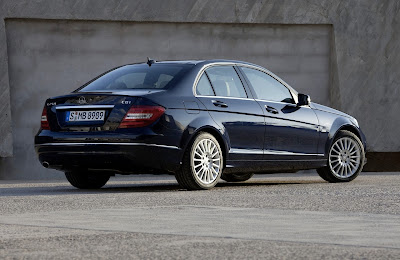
[
  {"x1": 221, "y1": 172, "x2": 254, "y2": 182},
  {"x1": 65, "y1": 171, "x2": 110, "y2": 189}
]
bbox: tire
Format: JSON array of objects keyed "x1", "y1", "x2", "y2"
[
  {"x1": 65, "y1": 171, "x2": 110, "y2": 189},
  {"x1": 175, "y1": 132, "x2": 223, "y2": 190},
  {"x1": 317, "y1": 130, "x2": 365, "y2": 182},
  {"x1": 221, "y1": 173, "x2": 254, "y2": 182}
]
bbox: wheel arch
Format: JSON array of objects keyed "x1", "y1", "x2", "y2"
[
  {"x1": 179, "y1": 124, "x2": 229, "y2": 168},
  {"x1": 196, "y1": 127, "x2": 228, "y2": 166},
  {"x1": 325, "y1": 118, "x2": 363, "y2": 155},
  {"x1": 338, "y1": 125, "x2": 362, "y2": 141}
]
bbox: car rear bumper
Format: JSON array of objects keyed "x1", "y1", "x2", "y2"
[{"x1": 35, "y1": 142, "x2": 183, "y2": 174}]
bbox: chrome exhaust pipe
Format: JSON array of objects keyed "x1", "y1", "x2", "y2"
[{"x1": 42, "y1": 161, "x2": 50, "y2": 168}]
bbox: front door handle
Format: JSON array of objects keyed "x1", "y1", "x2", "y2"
[
  {"x1": 212, "y1": 100, "x2": 228, "y2": 108},
  {"x1": 265, "y1": 105, "x2": 279, "y2": 114}
]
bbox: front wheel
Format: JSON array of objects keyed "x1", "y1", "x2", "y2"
[
  {"x1": 317, "y1": 130, "x2": 365, "y2": 182},
  {"x1": 65, "y1": 171, "x2": 110, "y2": 189},
  {"x1": 175, "y1": 132, "x2": 223, "y2": 190}
]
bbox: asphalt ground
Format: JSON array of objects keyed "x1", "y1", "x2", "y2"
[{"x1": 0, "y1": 172, "x2": 399, "y2": 259}]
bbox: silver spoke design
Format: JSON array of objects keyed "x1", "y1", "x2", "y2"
[
  {"x1": 198, "y1": 169, "x2": 204, "y2": 179},
  {"x1": 191, "y1": 138, "x2": 221, "y2": 185},
  {"x1": 199, "y1": 142, "x2": 206, "y2": 154},
  {"x1": 210, "y1": 145, "x2": 216, "y2": 155},
  {"x1": 332, "y1": 144, "x2": 341, "y2": 154},
  {"x1": 329, "y1": 137, "x2": 361, "y2": 179},
  {"x1": 338, "y1": 139, "x2": 344, "y2": 151},
  {"x1": 211, "y1": 151, "x2": 219, "y2": 157},
  {"x1": 208, "y1": 140, "x2": 213, "y2": 152},
  {"x1": 332, "y1": 163, "x2": 341, "y2": 170},
  {"x1": 348, "y1": 164, "x2": 354, "y2": 173},
  {"x1": 348, "y1": 143, "x2": 356, "y2": 153},
  {"x1": 205, "y1": 140, "x2": 210, "y2": 153},
  {"x1": 350, "y1": 158, "x2": 358, "y2": 163}
]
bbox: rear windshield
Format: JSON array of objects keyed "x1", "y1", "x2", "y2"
[{"x1": 78, "y1": 63, "x2": 193, "y2": 92}]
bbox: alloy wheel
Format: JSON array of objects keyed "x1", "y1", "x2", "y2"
[
  {"x1": 191, "y1": 138, "x2": 222, "y2": 185},
  {"x1": 329, "y1": 137, "x2": 361, "y2": 179}
]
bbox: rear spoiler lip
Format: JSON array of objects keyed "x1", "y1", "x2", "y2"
[{"x1": 48, "y1": 89, "x2": 165, "y2": 100}]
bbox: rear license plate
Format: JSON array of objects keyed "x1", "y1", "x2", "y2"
[{"x1": 66, "y1": 110, "x2": 105, "y2": 122}]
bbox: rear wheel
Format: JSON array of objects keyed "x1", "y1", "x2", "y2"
[
  {"x1": 221, "y1": 173, "x2": 254, "y2": 182},
  {"x1": 317, "y1": 130, "x2": 365, "y2": 182},
  {"x1": 175, "y1": 132, "x2": 223, "y2": 190},
  {"x1": 65, "y1": 171, "x2": 110, "y2": 189}
]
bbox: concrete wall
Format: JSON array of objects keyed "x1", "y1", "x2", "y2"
[
  {"x1": 4, "y1": 20, "x2": 331, "y2": 179},
  {"x1": 0, "y1": 0, "x2": 399, "y2": 179}
]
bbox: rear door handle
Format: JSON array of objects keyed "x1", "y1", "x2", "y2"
[
  {"x1": 212, "y1": 100, "x2": 228, "y2": 108},
  {"x1": 265, "y1": 105, "x2": 279, "y2": 114}
]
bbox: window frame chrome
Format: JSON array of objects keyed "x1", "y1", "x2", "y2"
[
  {"x1": 193, "y1": 62, "x2": 252, "y2": 100},
  {"x1": 237, "y1": 64, "x2": 299, "y2": 104},
  {"x1": 193, "y1": 62, "x2": 300, "y2": 104}
]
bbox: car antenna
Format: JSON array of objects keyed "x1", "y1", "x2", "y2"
[{"x1": 147, "y1": 57, "x2": 156, "y2": 67}]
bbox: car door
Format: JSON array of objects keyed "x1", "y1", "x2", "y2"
[
  {"x1": 238, "y1": 66, "x2": 321, "y2": 160},
  {"x1": 195, "y1": 65, "x2": 265, "y2": 161}
]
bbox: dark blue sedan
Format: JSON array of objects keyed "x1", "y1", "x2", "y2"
[{"x1": 35, "y1": 59, "x2": 367, "y2": 190}]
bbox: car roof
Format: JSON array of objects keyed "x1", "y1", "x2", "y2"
[
  {"x1": 125, "y1": 59, "x2": 261, "y2": 67},
  {"x1": 129, "y1": 59, "x2": 297, "y2": 94}
]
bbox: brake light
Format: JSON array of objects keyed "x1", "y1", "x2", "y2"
[
  {"x1": 119, "y1": 105, "x2": 165, "y2": 128},
  {"x1": 41, "y1": 106, "x2": 50, "y2": 130}
]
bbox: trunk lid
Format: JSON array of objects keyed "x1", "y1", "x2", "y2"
[{"x1": 45, "y1": 93, "x2": 137, "y2": 132}]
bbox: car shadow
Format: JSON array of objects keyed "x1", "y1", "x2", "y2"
[{"x1": 0, "y1": 178, "x2": 325, "y2": 197}]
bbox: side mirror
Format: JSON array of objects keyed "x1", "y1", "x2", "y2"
[{"x1": 297, "y1": 93, "x2": 310, "y2": 106}]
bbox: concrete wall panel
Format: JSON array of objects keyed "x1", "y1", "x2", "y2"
[{"x1": 2, "y1": 19, "x2": 330, "y2": 179}]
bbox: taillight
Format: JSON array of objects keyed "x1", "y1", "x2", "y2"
[
  {"x1": 119, "y1": 105, "x2": 165, "y2": 128},
  {"x1": 41, "y1": 106, "x2": 50, "y2": 130}
]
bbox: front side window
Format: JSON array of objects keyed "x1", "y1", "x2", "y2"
[
  {"x1": 206, "y1": 66, "x2": 247, "y2": 98},
  {"x1": 78, "y1": 64, "x2": 193, "y2": 91},
  {"x1": 241, "y1": 67, "x2": 294, "y2": 103}
]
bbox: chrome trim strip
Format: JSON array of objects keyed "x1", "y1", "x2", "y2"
[
  {"x1": 264, "y1": 150, "x2": 324, "y2": 156},
  {"x1": 35, "y1": 142, "x2": 180, "y2": 150},
  {"x1": 56, "y1": 105, "x2": 115, "y2": 110},
  {"x1": 196, "y1": 95, "x2": 255, "y2": 101},
  {"x1": 254, "y1": 99, "x2": 311, "y2": 109},
  {"x1": 229, "y1": 148, "x2": 324, "y2": 156},
  {"x1": 229, "y1": 148, "x2": 264, "y2": 155}
]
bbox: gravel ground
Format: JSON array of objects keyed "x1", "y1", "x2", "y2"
[{"x1": 0, "y1": 172, "x2": 399, "y2": 259}]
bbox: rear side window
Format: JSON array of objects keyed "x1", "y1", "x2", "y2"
[
  {"x1": 206, "y1": 66, "x2": 247, "y2": 98},
  {"x1": 78, "y1": 64, "x2": 193, "y2": 91},
  {"x1": 196, "y1": 74, "x2": 215, "y2": 96},
  {"x1": 241, "y1": 67, "x2": 294, "y2": 103}
]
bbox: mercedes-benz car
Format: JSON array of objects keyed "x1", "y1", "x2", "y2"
[{"x1": 35, "y1": 59, "x2": 366, "y2": 190}]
